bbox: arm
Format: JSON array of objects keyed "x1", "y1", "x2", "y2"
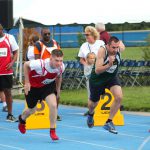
[
  {"x1": 119, "y1": 40, "x2": 125, "y2": 52},
  {"x1": 95, "y1": 47, "x2": 115, "y2": 74},
  {"x1": 55, "y1": 75, "x2": 62, "y2": 100},
  {"x1": 24, "y1": 61, "x2": 31, "y2": 95},
  {"x1": 7, "y1": 50, "x2": 18, "y2": 70}
]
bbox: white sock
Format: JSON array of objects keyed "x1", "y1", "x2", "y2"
[{"x1": 3, "y1": 102, "x2": 7, "y2": 107}]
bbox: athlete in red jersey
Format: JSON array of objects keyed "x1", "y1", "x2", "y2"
[
  {"x1": 0, "y1": 24, "x2": 18, "y2": 122},
  {"x1": 18, "y1": 49, "x2": 65, "y2": 141}
]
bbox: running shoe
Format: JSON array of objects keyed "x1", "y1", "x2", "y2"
[
  {"x1": 87, "y1": 114, "x2": 94, "y2": 128},
  {"x1": 50, "y1": 129, "x2": 59, "y2": 140},
  {"x1": 103, "y1": 121, "x2": 118, "y2": 134},
  {"x1": 18, "y1": 115, "x2": 26, "y2": 134},
  {"x1": 57, "y1": 115, "x2": 62, "y2": 121},
  {"x1": 83, "y1": 111, "x2": 89, "y2": 116},
  {"x1": 6, "y1": 114, "x2": 18, "y2": 122}
]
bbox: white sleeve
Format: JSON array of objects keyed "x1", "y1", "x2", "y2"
[
  {"x1": 78, "y1": 44, "x2": 85, "y2": 58},
  {"x1": 62, "y1": 63, "x2": 65, "y2": 73},
  {"x1": 29, "y1": 59, "x2": 42, "y2": 72},
  {"x1": 9, "y1": 34, "x2": 19, "y2": 51}
]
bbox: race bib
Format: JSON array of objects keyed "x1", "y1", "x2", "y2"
[
  {"x1": 42, "y1": 78, "x2": 55, "y2": 85},
  {"x1": 106, "y1": 65, "x2": 117, "y2": 73},
  {"x1": 0, "y1": 48, "x2": 7, "y2": 57}
]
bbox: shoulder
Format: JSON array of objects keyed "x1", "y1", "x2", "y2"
[
  {"x1": 80, "y1": 42, "x2": 88, "y2": 50},
  {"x1": 95, "y1": 40, "x2": 105, "y2": 46}
]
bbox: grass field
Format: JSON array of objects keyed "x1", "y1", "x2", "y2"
[
  {"x1": 13, "y1": 86, "x2": 150, "y2": 112},
  {"x1": 62, "y1": 47, "x2": 144, "y2": 61}
]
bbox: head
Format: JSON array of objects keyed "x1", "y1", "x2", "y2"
[
  {"x1": 50, "y1": 49, "x2": 64, "y2": 68},
  {"x1": 86, "y1": 52, "x2": 96, "y2": 65},
  {"x1": 95, "y1": 22, "x2": 105, "y2": 33},
  {"x1": 0, "y1": 24, "x2": 4, "y2": 37},
  {"x1": 41, "y1": 28, "x2": 51, "y2": 42},
  {"x1": 107, "y1": 36, "x2": 120, "y2": 55},
  {"x1": 29, "y1": 34, "x2": 39, "y2": 46},
  {"x1": 84, "y1": 26, "x2": 99, "y2": 44}
]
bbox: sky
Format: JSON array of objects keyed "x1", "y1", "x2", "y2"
[{"x1": 13, "y1": 0, "x2": 150, "y2": 25}]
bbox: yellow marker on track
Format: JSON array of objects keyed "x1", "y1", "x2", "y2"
[
  {"x1": 24, "y1": 101, "x2": 52, "y2": 130},
  {"x1": 94, "y1": 89, "x2": 124, "y2": 126}
]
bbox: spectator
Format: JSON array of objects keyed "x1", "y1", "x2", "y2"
[
  {"x1": 0, "y1": 24, "x2": 19, "y2": 122},
  {"x1": 26, "y1": 34, "x2": 39, "y2": 61},
  {"x1": 95, "y1": 22, "x2": 110, "y2": 45},
  {"x1": 78, "y1": 26, "x2": 105, "y2": 116}
]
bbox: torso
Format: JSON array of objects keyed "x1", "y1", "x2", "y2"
[
  {"x1": 90, "y1": 46, "x2": 121, "y2": 86},
  {"x1": 29, "y1": 58, "x2": 65, "y2": 88}
]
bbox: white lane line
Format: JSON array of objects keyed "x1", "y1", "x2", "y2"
[
  {"x1": 138, "y1": 136, "x2": 150, "y2": 150},
  {"x1": 126, "y1": 123, "x2": 150, "y2": 127},
  {"x1": 0, "y1": 126, "x2": 124, "y2": 150},
  {"x1": 0, "y1": 144, "x2": 25, "y2": 150},
  {"x1": 58, "y1": 124, "x2": 145, "y2": 139},
  {"x1": 28, "y1": 132, "x2": 124, "y2": 150}
]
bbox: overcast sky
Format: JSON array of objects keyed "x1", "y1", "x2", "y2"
[{"x1": 13, "y1": 0, "x2": 150, "y2": 24}]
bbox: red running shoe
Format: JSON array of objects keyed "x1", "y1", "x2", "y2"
[
  {"x1": 50, "y1": 129, "x2": 59, "y2": 140},
  {"x1": 18, "y1": 115, "x2": 26, "y2": 134}
]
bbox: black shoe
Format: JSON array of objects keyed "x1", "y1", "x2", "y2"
[
  {"x1": 57, "y1": 115, "x2": 62, "y2": 121},
  {"x1": 83, "y1": 111, "x2": 89, "y2": 116},
  {"x1": 6, "y1": 114, "x2": 18, "y2": 122},
  {"x1": 2, "y1": 106, "x2": 8, "y2": 112}
]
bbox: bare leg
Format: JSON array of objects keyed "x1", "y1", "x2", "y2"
[
  {"x1": 45, "y1": 94, "x2": 57, "y2": 129},
  {"x1": 88, "y1": 100, "x2": 98, "y2": 114},
  {"x1": 21, "y1": 107, "x2": 37, "y2": 121},
  {"x1": 4, "y1": 89, "x2": 12, "y2": 114},
  {"x1": 109, "y1": 85, "x2": 123, "y2": 120}
]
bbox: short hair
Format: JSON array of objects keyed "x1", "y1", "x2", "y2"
[
  {"x1": 108, "y1": 36, "x2": 119, "y2": 45},
  {"x1": 41, "y1": 28, "x2": 50, "y2": 35},
  {"x1": 85, "y1": 26, "x2": 99, "y2": 40},
  {"x1": 29, "y1": 34, "x2": 39, "y2": 43},
  {"x1": 95, "y1": 23, "x2": 105, "y2": 31},
  {"x1": 86, "y1": 52, "x2": 96, "y2": 59},
  {"x1": 51, "y1": 49, "x2": 63, "y2": 57}
]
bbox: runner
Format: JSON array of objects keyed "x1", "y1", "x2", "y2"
[
  {"x1": 87, "y1": 36, "x2": 125, "y2": 134},
  {"x1": 18, "y1": 49, "x2": 64, "y2": 140}
]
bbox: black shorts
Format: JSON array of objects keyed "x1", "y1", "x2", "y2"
[
  {"x1": 0, "y1": 75, "x2": 13, "y2": 90},
  {"x1": 25, "y1": 81, "x2": 57, "y2": 109},
  {"x1": 89, "y1": 76, "x2": 121, "y2": 102}
]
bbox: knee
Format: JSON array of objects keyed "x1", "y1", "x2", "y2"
[
  {"x1": 115, "y1": 95, "x2": 123, "y2": 103},
  {"x1": 51, "y1": 102, "x2": 57, "y2": 109}
]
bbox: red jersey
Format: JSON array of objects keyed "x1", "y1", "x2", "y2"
[
  {"x1": 0, "y1": 35, "x2": 13, "y2": 75},
  {"x1": 29, "y1": 58, "x2": 65, "y2": 88}
]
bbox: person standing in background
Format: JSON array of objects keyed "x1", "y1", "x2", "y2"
[
  {"x1": 26, "y1": 34, "x2": 39, "y2": 61},
  {"x1": 0, "y1": 24, "x2": 19, "y2": 122},
  {"x1": 95, "y1": 22, "x2": 110, "y2": 45}
]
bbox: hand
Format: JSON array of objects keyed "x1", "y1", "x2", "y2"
[
  {"x1": 108, "y1": 55, "x2": 115, "y2": 67},
  {"x1": 24, "y1": 82, "x2": 31, "y2": 95},
  {"x1": 6, "y1": 62, "x2": 13, "y2": 70}
]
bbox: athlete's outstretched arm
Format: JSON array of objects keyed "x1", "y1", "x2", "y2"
[
  {"x1": 95, "y1": 47, "x2": 115, "y2": 74},
  {"x1": 24, "y1": 61, "x2": 31, "y2": 95},
  {"x1": 55, "y1": 75, "x2": 62, "y2": 100}
]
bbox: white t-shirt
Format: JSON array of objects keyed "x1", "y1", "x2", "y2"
[
  {"x1": 27, "y1": 45, "x2": 35, "y2": 61},
  {"x1": 0, "y1": 34, "x2": 19, "y2": 51},
  {"x1": 78, "y1": 40, "x2": 105, "y2": 59}
]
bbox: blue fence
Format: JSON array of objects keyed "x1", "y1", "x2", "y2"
[{"x1": 6, "y1": 26, "x2": 150, "y2": 48}]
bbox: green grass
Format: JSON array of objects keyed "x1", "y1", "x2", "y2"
[
  {"x1": 13, "y1": 86, "x2": 150, "y2": 112},
  {"x1": 62, "y1": 47, "x2": 144, "y2": 61}
]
